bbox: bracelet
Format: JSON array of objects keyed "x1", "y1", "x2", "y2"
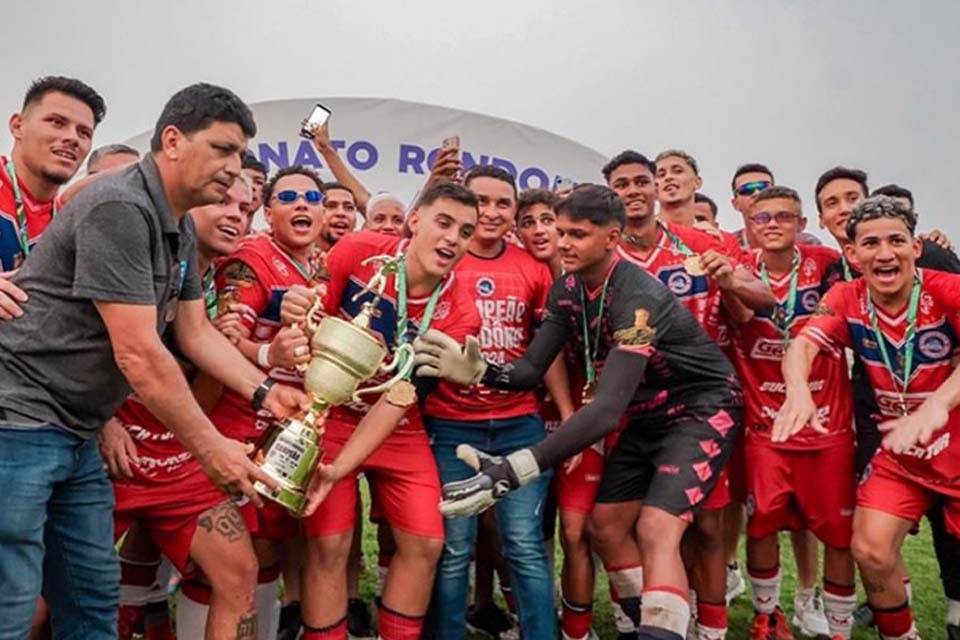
[
  {"x1": 251, "y1": 377, "x2": 277, "y2": 412},
  {"x1": 257, "y1": 343, "x2": 271, "y2": 368}
]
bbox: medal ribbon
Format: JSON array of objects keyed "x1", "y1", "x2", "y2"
[
  {"x1": 659, "y1": 221, "x2": 696, "y2": 257},
  {"x1": 202, "y1": 267, "x2": 218, "y2": 320},
  {"x1": 759, "y1": 250, "x2": 801, "y2": 345},
  {"x1": 867, "y1": 272, "x2": 922, "y2": 413},
  {"x1": 841, "y1": 255, "x2": 854, "y2": 282},
  {"x1": 395, "y1": 258, "x2": 443, "y2": 380},
  {"x1": 5, "y1": 159, "x2": 56, "y2": 259},
  {"x1": 578, "y1": 270, "x2": 612, "y2": 391}
]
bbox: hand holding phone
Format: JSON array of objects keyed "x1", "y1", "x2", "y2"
[{"x1": 300, "y1": 103, "x2": 333, "y2": 139}]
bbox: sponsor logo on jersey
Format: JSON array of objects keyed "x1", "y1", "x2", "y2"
[
  {"x1": 476, "y1": 277, "x2": 495, "y2": 297},
  {"x1": 750, "y1": 337, "x2": 785, "y2": 361},
  {"x1": 801, "y1": 289, "x2": 820, "y2": 312},
  {"x1": 271, "y1": 256, "x2": 290, "y2": 277},
  {"x1": 918, "y1": 330, "x2": 951, "y2": 359}
]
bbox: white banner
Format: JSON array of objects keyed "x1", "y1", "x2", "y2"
[{"x1": 124, "y1": 97, "x2": 606, "y2": 213}]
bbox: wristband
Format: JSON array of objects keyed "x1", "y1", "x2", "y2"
[
  {"x1": 257, "y1": 343, "x2": 272, "y2": 368},
  {"x1": 252, "y1": 377, "x2": 276, "y2": 412}
]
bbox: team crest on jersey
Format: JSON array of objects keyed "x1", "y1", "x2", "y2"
[
  {"x1": 271, "y1": 256, "x2": 290, "y2": 277},
  {"x1": 918, "y1": 330, "x2": 951, "y2": 359},
  {"x1": 802, "y1": 258, "x2": 817, "y2": 277},
  {"x1": 614, "y1": 308, "x2": 656, "y2": 346},
  {"x1": 476, "y1": 277, "x2": 495, "y2": 297},
  {"x1": 920, "y1": 292, "x2": 934, "y2": 316},
  {"x1": 564, "y1": 274, "x2": 576, "y2": 290},
  {"x1": 433, "y1": 300, "x2": 451, "y2": 321},
  {"x1": 666, "y1": 269, "x2": 693, "y2": 296},
  {"x1": 801, "y1": 289, "x2": 820, "y2": 312}
]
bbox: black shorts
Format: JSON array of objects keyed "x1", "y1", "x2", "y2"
[{"x1": 595, "y1": 402, "x2": 742, "y2": 521}]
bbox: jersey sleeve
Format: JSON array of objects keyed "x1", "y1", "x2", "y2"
[
  {"x1": 607, "y1": 275, "x2": 677, "y2": 360},
  {"x1": 215, "y1": 256, "x2": 269, "y2": 333},
  {"x1": 531, "y1": 260, "x2": 554, "y2": 327},
  {"x1": 798, "y1": 284, "x2": 854, "y2": 354},
  {"x1": 924, "y1": 269, "x2": 960, "y2": 336}
]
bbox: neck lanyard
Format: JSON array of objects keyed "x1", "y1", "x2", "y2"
[
  {"x1": 841, "y1": 255, "x2": 855, "y2": 282},
  {"x1": 578, "y1": 267, "x2": 613, "y2": 403},
  {"x1": 202, "y1": 267, "x2": 218, "y2": 320},
  {"x1": 659, "y1": 221, "x2": 695, "y2": 257},
  {"x1": 395, "y1": 258, "x2": 443, "y2": 379},
  {"x1": 867, "y1": 272, "x2": 922, "y2": 416},
  {"x1": 759, "y1": 250, "x2": 801, "y2": 344},
  {"x1": 273, "y1": 240, "x2": 314, "y2": 281},
  {"x1": 5, "y1": 159, "x2": 56, "y2": 258}
]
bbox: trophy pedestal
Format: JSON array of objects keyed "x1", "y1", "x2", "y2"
[{"x1": 253, "y1": 403, "x2": 325, "y2": 516}]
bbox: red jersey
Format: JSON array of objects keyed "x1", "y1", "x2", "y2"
[
  {"x1": 617, "y1": 221, "x2": 729, "y2": 341},
  {"x1": 323, "y1": 231, "x2": 481, "y2": 432},
  {"x1": 424, "y1": 244, "x2": 553, "y2": 421},
  {"x1": 208, "y1": 236, "x2": 321, "y2": 442},
  {"x1": 734, "y1": 244, "x2": 852, "y2": 450},
  {"x1": 802, "y1": 269, "x2": 960, "y2": 483},
  {"x1": 0, "y1": 156, "x2": 60, "y2": 271},
  {"x1": 114, "y1": 391, "x2": 201, "y2": 485}
]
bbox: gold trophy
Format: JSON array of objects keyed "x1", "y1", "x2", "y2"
[{"x1": 253, "y1": 256, "x2": 415, "y2": 515}]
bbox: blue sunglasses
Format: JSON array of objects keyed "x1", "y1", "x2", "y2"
[{"x1": 275, "y1": 189, "x2": 323, "y2": 204}]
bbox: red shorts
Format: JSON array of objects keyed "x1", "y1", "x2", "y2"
[
  {"x1": 113, "y1": 469, "x2": 232, "y2": 572},
  {"x1": 746, "y1": 440, "x2": 855, "y2": 549},
  {"x1": 557, "y1": 427, "x2": 624, "y2": 515},
  {"x1": 250, "y1": 499, "x2": 300, "y2": 541},
  {"x1": 701, "y1": 467, "x2": 732, "y2": 511},
  {"x1": 303, "y1": 419, "x2": 443, "y2": 539},
  {"x1": 858, "y1": 452, "x2": 960, "y2": 537}
]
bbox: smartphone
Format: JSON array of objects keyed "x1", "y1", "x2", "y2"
[{"x1": 300, "y1": 103, "x2": 332, "y2": 139}]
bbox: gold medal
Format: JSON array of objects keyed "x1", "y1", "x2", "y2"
[
  {"x1": 683, "y1": 255, "x2": 705, "y2": 276},
  {"x1": 581, "y1": 381, "x2": 596, "y2": 405},
  {"x1": 385, "y1": 379, "x2": 418, "y2": 408}
]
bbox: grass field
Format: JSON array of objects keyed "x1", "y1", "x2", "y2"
[{"x1": 353, "y1": 482, "x2": 947, "y2": 638}]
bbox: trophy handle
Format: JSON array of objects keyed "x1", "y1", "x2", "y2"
[
  {"x1": 352, "y1": 343, "x2": 415, "y2": 401},
  {"x1": 304, "y1": 295, "x2": 325, "y2": 335}
]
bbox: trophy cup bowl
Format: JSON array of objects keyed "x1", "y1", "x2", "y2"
[{"x1": 253, "y1": 311, "x2": 397, "y2": 515}]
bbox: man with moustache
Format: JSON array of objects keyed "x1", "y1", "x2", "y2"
[{"x1": 0, "y1": 82, "x2": 309, "y2": 640}]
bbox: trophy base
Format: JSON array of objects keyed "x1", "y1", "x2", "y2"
[{"x1": 254, "y1": 479, "x2": 306, "y2": 516}]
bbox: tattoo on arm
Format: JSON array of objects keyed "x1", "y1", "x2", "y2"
[
  {"x1": 196, "y1": 500, "x2": 247, "y2": 543},
  {"x1": 236, "y1": 611, "x2": 258, "y2": 639}
]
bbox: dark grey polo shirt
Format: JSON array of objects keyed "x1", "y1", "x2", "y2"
[{"x1": 0, "y1": 155, "x2": 202, "y2": 438}]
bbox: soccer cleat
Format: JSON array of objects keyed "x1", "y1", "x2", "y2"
[
  {"x1": 792, "y1": 590, "x2": 830, "y2": 637},
  {"x1": 466, "y1": 603, "x2": 514, "y2": 638},
  {"x1": 769, "y1": 607, "x2": 796, "y2": 640},
  {"x1": 750, "y1": 611, "x2": 773, "y2": 640},
  {"x1": 726, "y1": 562, "x2": 746, "y2": 604},
  {"x1": 346, "y1": 598, "x2": 375, "y2": 639}
]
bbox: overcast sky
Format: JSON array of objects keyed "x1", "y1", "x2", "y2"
[{"x1": 2, "y1": 0, "x2": 958, "y2": 235}]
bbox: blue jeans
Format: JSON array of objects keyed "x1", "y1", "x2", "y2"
[
  {"x1": 426, "y1": 414, "x2": 555, "y2": 640},
  {"x1": 0, "y1": 423, "x2": 118, "y2": 640}
]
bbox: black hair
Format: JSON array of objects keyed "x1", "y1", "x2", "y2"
[
  {"x1": 517, "y1": 189, "x2": 559, "y2": 217},
  {"x1": 555, "y1": 184, "x2": 625, "y2": 229},
  {"x1": 149, "y1": 83, "x2": 256, "y2": 152},
  {"x1": 753, "y1": 185, "x2": 802, "y2": 207},
  {"x1": 731, "y1": 163, "x2": 774, "y2": 193},
  {"x1": 814, "y1": 166, "x2": 868, "y2": 212},
  {"x1": 242, "y1": 151, "x2": 267, "y2": 176},
  {"x1": 23, "y1": 75, "x2": 106, "y2": 126},
  {"x1": 694, "y1": 192, "x2": 718, "y2": 218},
  {"x1": 871, "y1": 184, "x2": 914, "y2": 209},
  {"x1": 464, "y1": 165, "x2": 517, "y2": 199},
  {"x1": 416, "y1": 181, "x2": 479, "y2": 210},
  {"x1": 86, "y1": 144, "x2": 139, "y2": 172},
  {"x1": 320, "y1": 181, "x2": 356, "y2": 201},
  {"x1": 262, "y1": 165, "x2": 324, "y2": 204},
  {"x1": 602, "y1": 150, "x2": 656, "y2": 182},
  {"x1": 847, "y1": 195, "x2": 917, "y2": 240}
]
